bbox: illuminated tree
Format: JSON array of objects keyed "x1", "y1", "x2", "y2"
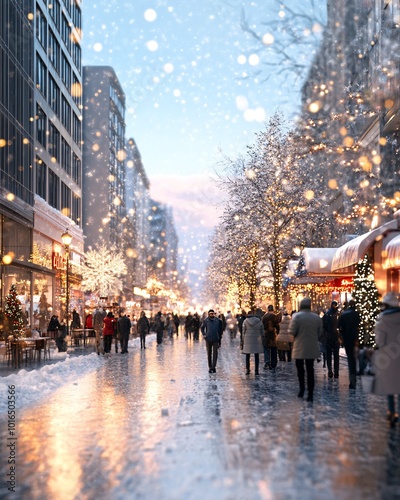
[
  {"x1": 212, "y1": 113, "x2": 329, "y2": 310},
  {"x1": 5, "y1": 284, "x2": 24, "y2": 337},
  {"x1": 353, "y1": 255, "x2": 380, "y2": 347},
  {"x1": 80, "y1": 244, "x2": 127, "y2": 299}
]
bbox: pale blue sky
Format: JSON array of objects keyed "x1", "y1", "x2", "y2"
[{"x1": 81, "y1": 0, "x2": 326, "y2": 296}]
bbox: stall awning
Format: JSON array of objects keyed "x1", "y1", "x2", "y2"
[
  {"x1": 383, "y1": 234, "x2": 400, "y2": 269},
  {"x1": 331, "y1": 220, "x2": 398, "y2": 272},
  {"x1": 302, "y1": 248, "x2": 337, "y2": 274}
]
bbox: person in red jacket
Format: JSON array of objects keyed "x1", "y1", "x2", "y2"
[{"x1": 102, "y1": 311, "x2": 116, "y2": 354}]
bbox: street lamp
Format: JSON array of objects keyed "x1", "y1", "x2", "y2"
[{"x1": 61, "y1": 230, "x2": 72, "y2": 338}]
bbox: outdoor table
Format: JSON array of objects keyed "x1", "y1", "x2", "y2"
[
  {"x1": 10, "y1": 338, "x2": 35, "y2": 368},
  {"x1": 70, "y1": 328, "x2": 95, "y2": 349},
  {"x1": 10, "y1": 337, "x2": 51, "y2": 368}
]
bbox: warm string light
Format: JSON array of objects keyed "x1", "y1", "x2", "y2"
[
  {"x1": 5, "y1": 284, "x2": 24, "y2": 338},
  {"x1": 353, "y1": 255, "x2": 379, "y2": 347}
]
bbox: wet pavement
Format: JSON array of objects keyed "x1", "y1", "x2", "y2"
[{"x1": 1, "y1": 331, "x2": 400, "y2": 500}]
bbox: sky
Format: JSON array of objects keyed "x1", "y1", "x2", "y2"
[{"x1": 81, "y1": 0, "x2": 326, "y2": 300}]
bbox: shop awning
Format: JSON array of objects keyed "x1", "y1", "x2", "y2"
[
  {"x1": 302, "y1": 248, "x2": 337, "y2": 274},
  {"x1": 383, "y1": 234, "x2": 400, "y2": 269},
  {"x1": 331, "y1": 220, "x2": 398, "y2": 272}
]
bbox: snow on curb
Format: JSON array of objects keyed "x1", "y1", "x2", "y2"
[{"x1": 0, "y1": 334, "x2": 157, "y2": 413}]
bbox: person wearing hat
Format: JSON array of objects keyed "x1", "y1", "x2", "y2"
[
  {"x1": 201, "y1": 309, "x2": 223, "y2": 373},
  {"x1": 322, "y1": 300, "x2": 340, "y2": 379},
  {"x1": 289, "y1": 297, "x2": 322, "y2": 402},
  {"x1": 338, "y1": 299, "x2": 360, "y2": 389},
  {"x1": 372, "y1": 292, "x2": 400, "y2": 427}
]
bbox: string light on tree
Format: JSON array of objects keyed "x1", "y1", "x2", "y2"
[
  {"x1": 5, "y1": 284, "x2": 24, "y2": 338},
  {"x1": 353, "y1": 255, "x2": 379, "y2": 347}
]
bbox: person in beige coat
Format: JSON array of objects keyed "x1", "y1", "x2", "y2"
[
  {"x1": 241, "y1": 311, "x2": 264, "y2": 375},
  {"x1": 289, "y1": 297, "x2": 322, "y2": 402},
  {"x1": 276, "y1": 312, "x2": 294, "y2": 361},
  {"x1": 372, "y1": 292, "x2": 400, "y2": 427}
]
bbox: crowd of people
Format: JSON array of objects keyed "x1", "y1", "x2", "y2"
[{"x1": 45, "y1": 294, "x2": 400, "y2": 428}]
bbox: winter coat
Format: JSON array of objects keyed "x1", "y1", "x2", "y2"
[
  {"x1": 276, "y1": 315, "x2": 294, "y2": 344},
  {"x1": 289, "y1": 308, "x2": 322, "y2": 360},
  {"x1": 372, "y1": 308, "x2": 400, "y2": 396},
  {"x1": 242, "y1": 315, "x2": 264, "y2": 354},
  {"x1": 137, "y1": 316, "x2": 150, "y2": 335},
  {"x1": 103, "y1": 316, "x2": 116, "y2": 336},
  {"x1": 117, "y1": 316, "x2": 131, "y2": 336},
  {"x1": 201, "y1": 317, "x2": 223, "y2": 343},
  {"x1": 322, "y1": 307, "x2": 340, "y2": 346},
  {"x1": 84, "y1": 314, "x2": 93, "y2": 329},
  {"x1": 338, "y1": 307, "x2": 360, "y2": 344},
  {"x1": 93, "y1": 309, "x2": 106, "y2": 331},
  {"x1": 262, "y1": 311, "x2": 281, "y2": 347}
]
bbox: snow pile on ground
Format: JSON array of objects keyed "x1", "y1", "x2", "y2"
[{"x1": 0, "y1": 334, "x2": 156, "y2": 412}]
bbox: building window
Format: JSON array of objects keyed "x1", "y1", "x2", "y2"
[
  {"x1": 48, "y1": 123, "x2": 60, "y2": 162},
  {"x1": 72, "y1": 40, "x2": 81, "y2": 72},
  {"x1": 61, "y1": 51, "x2": 71, "y2": 90},
  {"x1": 61, "y1": 137, "x2": 71, "y2": 175},
  {"x1": 36, "y1": 54, "x2": 47, "y2": 97},
  {"x1": 36, "y1": 4, "x2": 47, "y2": 48},
  {"x1": 36, "y1": 104, "x2": 47, "y2": 147},
  {"x1": 72, "y1": 193, "x2": 81, "y2": 226},
  {"x1": 72, "y1": 112, "x2": 81, "y2": 146},
  {"x1": 48, "y1": 75, "x2": 60, "y2": 114},
  {"x1": 48, "y1": 29, "x2": 60, "y2": 72},
  {"x1": 61, "y1": 181, "x2": 71, "y2": 218},
  {"x1": 72, "y1": 73, "x2": 82, "y2": 106},
  {"x1": 72, "y1": 152, "x2": 81, "y2": 186},
  {"x1": 49, "y1": 0, "x2": 60, "y2": 30},
  {"x1": 48, "y1": 168, "x2": 59, "y2": 209},
  {"x1": 61, "y1": 13, "x2": 71, "y2": 53},
  {"x1": 61, "y1": 95, "x2": 71, "y2": 133},
  {"x1": 36, "y1": 157, "x2": 47, "y2": 200},
  {"x1": 72, "y1": 2, "x2": 82, "y2": 32}
]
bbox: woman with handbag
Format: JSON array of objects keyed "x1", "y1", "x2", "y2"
[{"x1": 372, "y1": 292, "x2": 400, "y2": 428}]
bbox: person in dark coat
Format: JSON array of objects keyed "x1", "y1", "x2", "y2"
[
  {"x1": 155, "y1": 311, "x2": 165, "y2": 345},
  {"x1": 137, "y1": 311, "x2": 150, "y2": 349},
  {"x1": 47, "y1": 315, "x2": 61, "y2": 339},
  {"x1": 201, "y1": 309, "x2": 223, "y2": 373},
  {"x1": 289, "y1": 297, "x2": 322, "y2": 402},
  {"x1": 338, "y1": 299, "x2": 360, "y2": 389},
  {"x1": 117, "y1": 313, "x2": 131, "y2": 354},
  {"x1": 322, "y1": 301, "x2": 340, "y2": 378},
  {"x1": 241, "y1": 310, "x2": 264, "y2": 375},
  {"x1": 261, "y1": 305, "x2": 281, "y2": 370}
]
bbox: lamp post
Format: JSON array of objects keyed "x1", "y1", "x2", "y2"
[{"x1": 61, "y1": 230, "x2": 72, "y2": 338}]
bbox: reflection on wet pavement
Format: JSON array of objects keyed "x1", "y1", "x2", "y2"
[{"x1": 1, "y1": 333, "x2": 400, "y2": 499}]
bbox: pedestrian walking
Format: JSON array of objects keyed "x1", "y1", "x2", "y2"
[
  {"x1": 173, "y1": 313, "x2": 180, "y2": 335},
  {"x1": 241, "y1": 310, "x2": 264, "y2": 375},
  {"x1": 372, "y1": 292, "x2": 400, "y2": 427},
  {"x1": 93, "y1": 307, "x2": 106, "y2": 355},
  {"x1": 102, "y1": 311, "x2": 116, "y2": 354},
  {"x1": 322, "y1": 301, "x2": 340, "y2": 378},
  {"x1": 261, "y1": 305, "x2": 281, "y2": 370},
  {"x1": 289, "y1": 297, "x2": 322, "y2": 402},
  {"x1": 201, "y1": 309, "x2": 223, "y2": 373},
  {"x1": 338, "y1": 299, "x2": 360, "y2": 389},
  {"x1": 276, "y1": 311, "x2": 294, "y2": 362},
  {"x1": 117, "y1": 312, "x2": 131, "y2": 354},
  {"x1": 155, "y1": 311, "x2": 165, "y2": 345},
  {"x1": 137, "y1": 311, "x2": 150, "y2": 349}
]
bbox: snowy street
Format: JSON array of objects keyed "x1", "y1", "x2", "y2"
[{"x1": 1, "y1": 331, "x2": 400, "y2": 500}]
